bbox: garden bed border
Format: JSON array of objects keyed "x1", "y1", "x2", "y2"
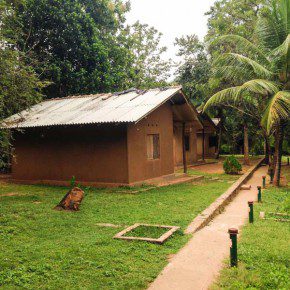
[{"x1": 114, "y1": 223, "x2": 180, "y2": 244}]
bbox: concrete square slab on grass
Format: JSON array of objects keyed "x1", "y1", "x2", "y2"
[
  {"x1": 114, "y1": 223, "x2": 180, "y2": 244},
  {"x1": 96, "y1": 223, "x2": 121, "y2": 228}
]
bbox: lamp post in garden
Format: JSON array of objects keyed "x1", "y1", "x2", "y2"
[
  {"x1": 228, "y1": 228, "x2": 239, "y2": 267},
  {"x1": 262, "y1": 176, "x2": 266, "y2": 188},
  {"x1": 248, "y1": 201, "x2": 254, "y2": 223},
  {"x1": 257, "y1": 186, "x2": 262, "y2": 203}
]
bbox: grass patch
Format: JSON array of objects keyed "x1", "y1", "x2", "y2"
[
  {"x1": 187, "y1": 169, "x2": 239, "y2": 180},
  {"x1": 123, "y1": 225, "x2": 171, "y2": 239},
  {"x1": 267, "y1": 212, "x2": 290, "y2": 221},
  {"x1": 0, "y1": 171, "x2": 239, "y2": 289},
  {"x1": 212, "y1": 166, "x2": 290, "y2": 290}
]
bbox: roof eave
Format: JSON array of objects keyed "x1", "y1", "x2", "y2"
[{"x1": 134, "y1": 86, "x2": 183, "y2": 124}]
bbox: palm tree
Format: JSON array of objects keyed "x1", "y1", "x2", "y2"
[{"x1": 204, "y1": 0, "x2": 290, "y2": 186}]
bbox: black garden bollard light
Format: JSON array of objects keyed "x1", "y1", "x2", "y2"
[
  {"x1": 262, "y1": 176, "x2": 266, "y2": 188},
  {"x1": 228, "y1": 228, "x2": 239, "y2": 267},
  {"x1": 257, "y1": 186, "x2": 262, "y2": 203},
  {"x1": 248, "y1": 201, "x2": 254, "y2": 223}
]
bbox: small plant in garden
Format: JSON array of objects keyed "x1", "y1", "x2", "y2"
[
  {"x1": 223, "y1": 156, "x2": 242, "y2": 175},
  {"x1": 70, "y1": 176, "x2": 76, "y2": 188}
]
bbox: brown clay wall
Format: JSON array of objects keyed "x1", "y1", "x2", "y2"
[
  {"x1": 173, "y1": 125, "x2": 183, "y2": 165},
  {"x1": 174, "y1": 124, "x2": 198, "y2": 166},
  {"x1": 189, "y1": 127, "x2": 198, "y2": 163},
  {"x1": 197, "y1": 133, "x2": 216, "y2": 158},
  {"x1": 127, "y1": 103, "x2": 174, "y2": 183},
  {"x1": 208, "y1": 143, "x2": 216, "y2": 157},
  {"x1": 197, "y1": 133, "x2": 203, "y2": 158},
  {"x1": 11, "y1": 125, "x2": 129, "y2": 185}
]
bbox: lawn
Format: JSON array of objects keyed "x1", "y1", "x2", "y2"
[
  {"x1": 212, "y1": 166, "x2": 290, "y2": 290},
  {"x1": 0, "y1": 171, "x2": 239, "y2": 289}
]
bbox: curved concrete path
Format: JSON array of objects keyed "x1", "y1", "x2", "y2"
[{"x1": 149, "y1": 166, "x2": 268, "y2": 290}]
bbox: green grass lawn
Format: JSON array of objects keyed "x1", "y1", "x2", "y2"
[
  {"x1": 282, "y1": 155, "x2": 290, "y2": 163},
  {"x1": 0, "y1": 172, "x2": 238, "y2": 289},
  {"x1": 212, "y1": 166, "x2": 290, "y2": 290}
]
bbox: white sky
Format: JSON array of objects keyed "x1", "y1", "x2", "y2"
[{"x1": 126, "y1": 0, "x2": 216, "y2": 64}]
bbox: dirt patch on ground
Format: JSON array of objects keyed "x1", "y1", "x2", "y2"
[
  {"x1": 0, "y1": 192, "x2": 23, "y2": 197},
  {"x1": 190, "y1": 159, "x2": 256, "y2": 175},
  {"x1": 190, "y1": 163, "x2": 224, "y2": 174},
  {"x1": 280, "y1": 173, "x2": 289, "y2": 186}
]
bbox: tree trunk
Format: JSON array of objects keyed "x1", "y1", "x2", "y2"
[
  {"x1": 202, "y1": 129, "x2": 205, "y2": 161},
  {"x1": 273, "y1": 123, "x2": 284, "y2": 186},
  {"x1": 55, "y1": 187, "x2": 84, "y2": 211},
  {"x1": 272, "y1": 128, "x2": 279, "y2": 174},
  {"x1": 215, "y1": 109, "x2": 223, "y2": 159},
  {"x1": 216, "y1": 124, "x2": 222, "y2": 159},
  {"x1": 182, "y1": 122, "x2": 187, "y2": 173},
  {"x1": 264, "y1": 134, "x2": 270, "y2": 165},
  {"x1": 243, "y1": 123, "x2": 250, "y2": 165}
]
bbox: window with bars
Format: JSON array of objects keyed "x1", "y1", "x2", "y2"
[{"x1": 147, "y1": 134, "x2": 160, "y2": 160}]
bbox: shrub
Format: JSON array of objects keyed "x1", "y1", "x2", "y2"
[
  {"x1": 221, "y1": 144, "x2": 231, "y2": 154},
  {"x1": 250, "y1": 141, "x2": 264, "y2": 156},
  {"x1": 70, "y1": 176, "x2": 76, "y2": 188},
  {"x1": 223, "y1": 155, "x2": 242, "y2": 175}
]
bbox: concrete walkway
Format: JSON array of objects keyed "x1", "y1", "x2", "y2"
[{"x1": 149, "y1": 166, "x2": 268, "y2": 290}]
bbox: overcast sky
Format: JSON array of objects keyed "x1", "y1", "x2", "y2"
[{"x1": 126, "y1": 0, "x2": 216, "y2": 63}]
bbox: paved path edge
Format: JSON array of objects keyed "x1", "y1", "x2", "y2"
[{"x1": 185, "y1": 157, "x2": 265, "y2": 234}]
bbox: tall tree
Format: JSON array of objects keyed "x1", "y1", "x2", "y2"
[
  {"x1": 206, "y1": 0, "x2": 269, "y2": 42},
  {"x1": 174, "y1": 35, "x2": 211, "y2": 106},
  {"x1": 204, "y1": 0, "x2": 290, "y2": 186},
  {"x1": 124, "y1": 21, "x2": 172, "y2": 88},
  {"x1": 13, "y1": 0, "x2": 134, "y2": 98},
  {"x1": 0, "y1": 0, "x2": 45, "y2": 171},
  {"x1": 174, "y1": 1, "x2": 268, "y2": 159},
  {"x1": 204, "y1": 0, "x2": 271, "y2": 161}
]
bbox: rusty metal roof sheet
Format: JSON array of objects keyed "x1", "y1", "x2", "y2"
[{"x1": 1, "y1": 86, "x2": 186, "y2": 129}]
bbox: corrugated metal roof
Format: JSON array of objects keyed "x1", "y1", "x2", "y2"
[{"x1": 1, "y1": 86, "x2": 187, "y2": 129}]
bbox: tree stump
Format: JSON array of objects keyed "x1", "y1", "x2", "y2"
[{"x1": 55, "y1": 187, "x2": 84, "y2": 211}]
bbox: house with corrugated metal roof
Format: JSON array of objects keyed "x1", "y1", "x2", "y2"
[
  {"x1": 196, "y1": 110, "x2": 220, "y2": 159},
  {"x1": 1, "y1": 86, "x2": 204, "y2": 187}
]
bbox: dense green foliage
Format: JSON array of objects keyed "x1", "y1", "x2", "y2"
[
  {"x1": 205, "y1": 1, "x2": 290, "y2": 130},
  {"x1": 125, "y1": 21, "x2": 172, "y2": 88},
  {"x1": 4, "y1": 0, "x2": 172, "y2": 98},
  {"x1": 13, "y1": 0, "x2": 132, "y2": 98},
  {"x1": 205, "y1": 0, "x2": 269, "y2": 42},
  {"x1": 174, "y1": 0, "x2": 272, "y2": 157},
  {"x1": 0, "y1": 0, "x2": 46, "y2": 172},
  {"x1": 223, "y1": 155, "x2": 242, "y2": 174},
  {"x1": 174, "y1": 0, "x2": 290, "y2": 162},
  {"x1": 0, "y1": 46, "x2": 44, "y2": 171},
  {"x1": 204, "y1": 0, "x2": 290, "y2": 184},
  {"x1": 176, "y1": 0, "x2": 267, "y2": 104},
  {"x1": 0, "y1": 172, "x2": 238, "y2": 288},
  {"x1": 174, "y1": 35, "x2": 211, "y2": 106},
  {"x1": 213, "y1": 167, "x2": 290, "y2": 289}
]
